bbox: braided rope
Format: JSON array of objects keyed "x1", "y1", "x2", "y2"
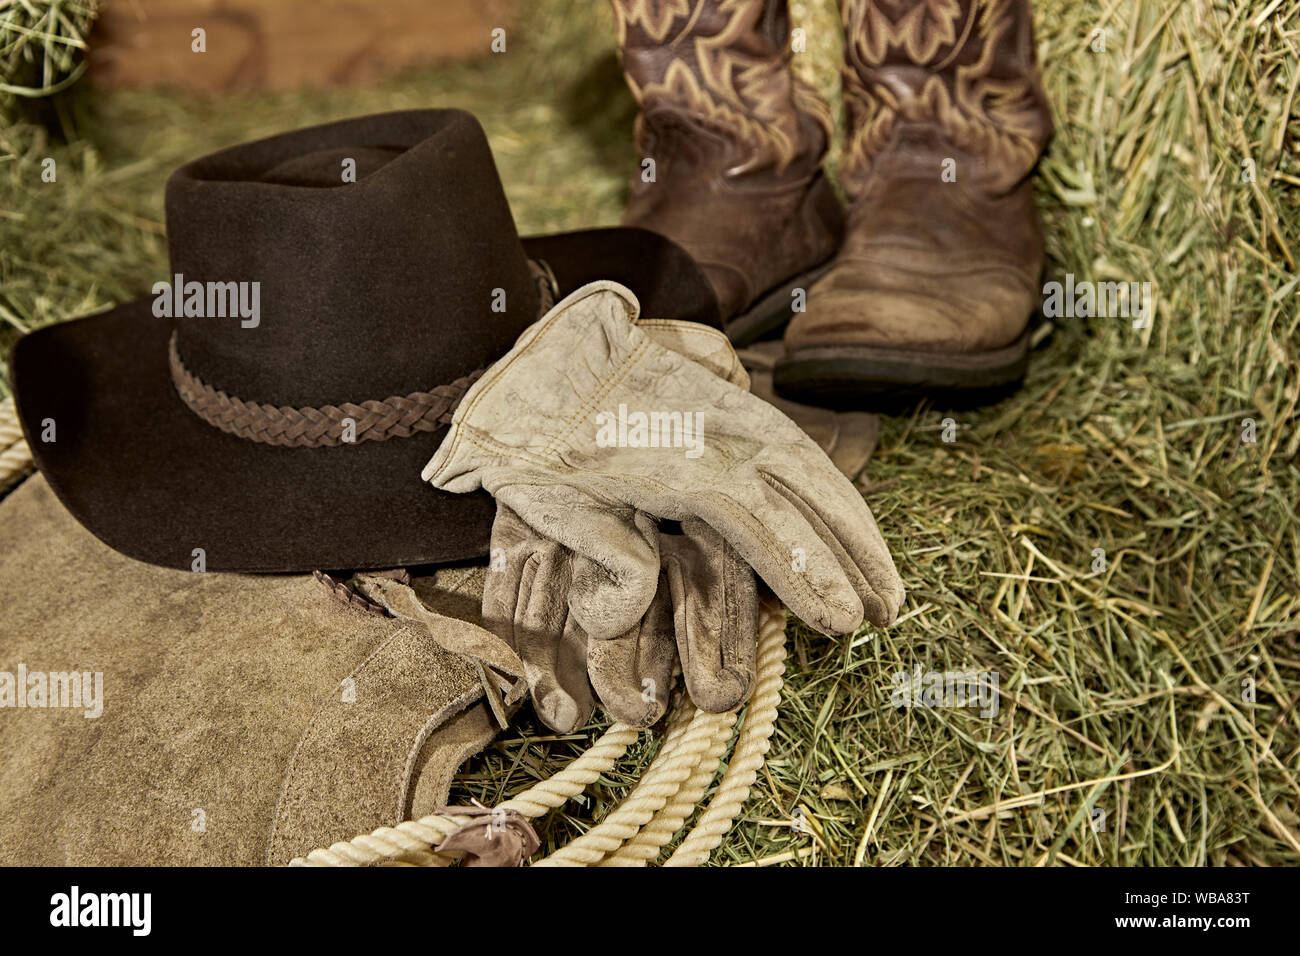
[
  {"x1": 534, "y1": 698, "x2": 728, "y2": 866},
  {"x1": 665, "y1": 599, "x2": 787, "y2": 866},
  {"x1": 0, "y1": 399, "x2": 33, "y2": 490},
  {"x1": 0, "y1": 398, "x2": 21, "y2": 446},
  {"x1": 602, "y1": 710, "x2": 737, "y2": 866}
]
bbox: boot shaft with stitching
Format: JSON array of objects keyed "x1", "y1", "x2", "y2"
[
  {"x1": 838, "y1": 0, "x2": 1052, "y2": 197},
  {"x1": 612, "y1": 0, "x2": 845, "y2": 343}
]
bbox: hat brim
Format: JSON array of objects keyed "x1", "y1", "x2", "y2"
[{"x1": 10, "y1": 228, "x2": 720, "y2": 572}]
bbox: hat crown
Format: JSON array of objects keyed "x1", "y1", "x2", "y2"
[{"x1": 164, "y1": 110, "x2": 539, "y2": 407}]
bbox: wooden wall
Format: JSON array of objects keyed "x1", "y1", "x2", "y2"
[{"x1": 89, "y1": 0, "x2": 518, "y2": 92}]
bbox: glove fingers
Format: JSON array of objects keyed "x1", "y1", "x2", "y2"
[
  {"x1": 481, "y1": 505, "x2": 538, "y2": 643},
  {"x1": 482, "y1": 508, "x2": 594, "y2": 733},
  {"x1": 514, "y1": 557, "x2": 596, "y2": 733},
  {"x1": 757, "y1": 449, "x2": 904, "y2": 628},
  {"x1": 586, "y1": 577, "x2": 675, "y2": 727},
  {"x1": 495, "y1": 484, "x2": 661, "y2": 641},
  {"x1": 531, "y1": 614, "x2": 596, "y2": 733},
  {"x1": 663, "y1": 521, "x2": 757, "y2": 713},
  {"x1": 566, "y1": 508, "x2": 662, "y2": 640},
  {"x1": 671, "y1": 486, "x2": 863, "y2": 636}
]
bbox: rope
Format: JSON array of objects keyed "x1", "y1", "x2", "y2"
[
  {"x1": 535, "y1": 697, "x2": 729, "y2": 866},
  {"x1": 602, "y1": 710, "x2": 737, "y2": 866},
  {"x1": 0, "y1": 398, "x2": 33, "y2": 490}
]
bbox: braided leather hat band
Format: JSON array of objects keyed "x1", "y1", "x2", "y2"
[
  {"x1": 167, "y1": 262, "x2": 556, "y2": 448},
  {"x1": 169, "y1": 335, "x2": 484, "y2": 448}
]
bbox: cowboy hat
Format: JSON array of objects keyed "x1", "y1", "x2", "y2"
[{"x1": 9, "y1": 109, "x2": 720, "y2": 572}]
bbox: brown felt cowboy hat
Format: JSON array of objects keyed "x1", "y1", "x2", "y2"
[{"x1": 9, "y1": 109, "x2": 720, "y2": 572}]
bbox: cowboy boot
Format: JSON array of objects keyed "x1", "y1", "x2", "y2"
[
  {"x1": 775, "y1": 0, "x2": 1052, "y2": 404},
  {"x1": 612, "y1": 0, "x2": 845, "y2": 345}
]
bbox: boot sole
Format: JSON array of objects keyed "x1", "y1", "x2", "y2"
[
  {"x1": 725, "y1": 259, "x2": 837, "y2": 347},
  {"x1": 773, "y1": 323, "x2": 1035, "y2": 411}
]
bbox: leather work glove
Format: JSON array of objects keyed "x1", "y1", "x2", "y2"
[
  {"x1": 424, "y1": 281, "x2": 904, "y2": 642},
  {"x1": 481, "y1": 318, "x2": 758, "y2": 732},
  {"x1": 483, "y1": 505, "x2": 757, "y2": 731}
]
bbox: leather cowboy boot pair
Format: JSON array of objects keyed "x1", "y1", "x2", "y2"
[{"x1": 614, "y1": 0, "x2": 1052, "y2": 403}]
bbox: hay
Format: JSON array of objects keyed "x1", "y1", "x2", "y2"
[
  {"x1": 0, "y1": 0, "x2": 98, "y2": 116},
  {"x1": 0, "y1": 0, "x2": 1297, "y2": 865}
]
